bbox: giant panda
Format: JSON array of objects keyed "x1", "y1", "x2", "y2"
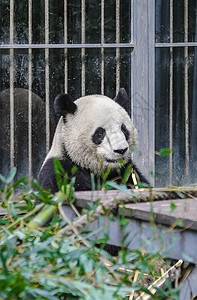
[{"x1": 38, "y1": 88, "x2": 149, "y2": 193}]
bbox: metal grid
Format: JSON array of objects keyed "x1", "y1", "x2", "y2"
[
  {"x1": 1, "y1": 0, "x2": 134, "y2": 184},
  {"x1": 155, "y1": 0, "x2": 197, "y2": 185},
  {"x1": 1, "y1": 0, "x2": 197, "y2": 186}
]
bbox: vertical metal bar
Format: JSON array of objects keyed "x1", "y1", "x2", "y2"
[
  {"x1": 10, "y1": 0, "x2": 14, "y2": 171},
  {"x1": 28, "y1": 0, "x2": 32, "y2": 184},
  {"x1": 130, "y1": 0, "x2": 134, "y2": 43},
  {"x1": 64, "y1": 0, "x2": 68, "y2": 93},
  {"x1": 45, "y1": 0, "x2": 50, "y2": 153},
  {"x1": 130, "y1": 0, "x2": 134, "y2": 120},
  {"x1": 169, "y1": 0, "x2": 173, "y2": 185},
  {"x1": 101, "y1": 0, "x2": 104, "y2": 95},
  {"x1": 116, "y1": 0, "x2": 120, "y2": 93},
  {"x1": 148, "y1": 0, "x2": 155, "y2": 186},
  {"x1": 81, "y1": 0, "x2": 85, "y2": 96},
  {"x1": 184, "y1": 0, "x2": 189, "y2": 182}
]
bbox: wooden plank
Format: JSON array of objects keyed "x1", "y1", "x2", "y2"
[
  {"x1": 132, "y1": 0, "x2": 155, "y2": 185},
  {"x1": 84, "y1": 215, "x2": 197, "y2": 263},
  {"x1": 179, "y1": 266, "x2": 197, "y2": 299},
  {"x1": 121, "y1": 198, "x2": 197, "y2": 231},
  {"x1": 74, "y1": 187, "x2": 197, "y2": 207},
  {"x1": 124, "y1": 219, "x2": 183, "y2": 259},
  {"x1": 132, "y1": 0, "x2": 149, "y2": 181}
]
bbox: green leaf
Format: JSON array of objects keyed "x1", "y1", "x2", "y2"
[
  {"x1": 122, "y1": 164, "x2": 132, "y2": 184},
  {"x1": 103, "y1": 166, "x2": 112, "y2": 182},
  {"x1": 0, "y1": 173, "x2": 7, "y2": 184},
  {"x1": 176, "y1": 219, "x2": 183, "y2": 227},
  {"x1": 158, "y1": 148, "x2": 173, "y2": 156},
  {"x1": 105, "y1": 181, "x2": 135, "y2": 196},
  {"x1": 28, "y1": 288, "x2": 58, "y2": 299},
  {"x1": 0, "y1": 219, "x2": 10, "y2": 225},
  {"x1": 53, "y1": 158, "x2": 64, "y2": 190},
  {"x1": 71, "y1": 166, "x2": 77, "y2": 175},
  {"x1": 11, "y1": 177, "x2": 28, "y2": 189},
  {"x1": 6, "y1": 167, "x2": 17, "y2": 184},
  {"x1": 170, "y1": 202, "x2": 177, "y2": 211},
  {"x1": 181, "y1": 252, "x2": 193, "y2": 262},
  {"x1": 91, "y1": 173, "x2": 96, "y2": 191}
]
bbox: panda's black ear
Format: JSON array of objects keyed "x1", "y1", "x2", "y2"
[
  {"x1": 54, "y1": 94, "x2": 77, "y2": 116},
  {"x1": 113, "y1": 88, "x2": 129, "y2": 113}
]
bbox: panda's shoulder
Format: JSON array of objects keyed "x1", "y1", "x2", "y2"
[
  {"x1": 38, "y1": 156, "x2": 73, "y2": 192},
  {"x1": 40, "y1": 156, "x2": 74, "y2": 176},
  {"x1": 38, "y1": 158, "x2": 57, "y2": 192}
]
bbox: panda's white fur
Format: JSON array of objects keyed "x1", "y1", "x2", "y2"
[
  {"x1": 43, "y1": 94, "x2": 138, "y2": 175},
  {"x1": 38, "y1": 89, "x2": 149, "y2": 193}
]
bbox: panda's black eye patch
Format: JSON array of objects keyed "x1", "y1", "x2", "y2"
[
  {"x1": 92, "y1": 127, "x2": 106, "y2": 145},
  {"x1": 121, "y1": 123, "x2": 130, "y2": 140}
]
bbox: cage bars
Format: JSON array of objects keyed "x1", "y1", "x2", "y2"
[
  {"x1": 116, "y1": 0, "x2": 120, "y2": 93},
  {"x1": 168, "y1": 0, "x2": 190, "y2": 184},
  {"x1": 64, "y1": 0, "x2": 68, "y2": 94},
  {"x1": 169, "y1": 0, "x2": 173, "y2": 185},
  {"x1": 184, "y1": 0, "x2": 189, "y2": 182},
  {"x1": 81, "y1": 0, "x2": 85, "y2": 96},
  {"x1": 4, "y1": 0, "x2": 135, "y2": 182},
  {"x1": 1, "y1": 43, "x2": 134, "y2": 49},
  {"x1": 101, "y1": 0, "x2": 105, "y2": 95},
  {"x1": 28, "y1": 0, "x2": 32, "y2": 184},
  {"x1": 10, "y1": 0, "x2": 14, "y2": 172},
  {"x1": 45, "y1": 0, "x2": 50, "y2": 153}
]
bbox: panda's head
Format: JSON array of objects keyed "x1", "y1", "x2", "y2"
[{"x1": 51, "y1": 88, "x2": 138, "y2": 174}]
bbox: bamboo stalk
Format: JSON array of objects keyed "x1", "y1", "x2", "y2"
[
  {"x1": 28, "y1": 192, "x2": 68, "y2": 229},
  {"x1": 129, "y1": 270, "x2": 140, "y2": 300},
  {"x1": 136, "y1": 260, "x2": 183, "y2": 300},
  {"x1": 0, "y1": 203, "x2": 44, "y2": 234},
  {"x1": 28, "y1": 205, "x2": 56, "y2": 228}
]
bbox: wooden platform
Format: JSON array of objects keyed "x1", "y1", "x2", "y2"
[
  {"x1": 70, "y1": 190, "x2": 197, "y2": 263},
  {"x1": 1, "y1": 188, "x2": 197, "y2": 298},
  {"x1": 72, "y1": 189, "x2": 197, "y2": 299}
]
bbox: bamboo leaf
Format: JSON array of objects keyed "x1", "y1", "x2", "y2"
[
  {"x1": 6, "y1": 167, "x2": 17, "y2": 184},
  {"x1": 157, "y1": 148, "x2": 173, "y2": 156},
  {"x1": 105, "y1": 181, "x2": 135, "y2": 196}
]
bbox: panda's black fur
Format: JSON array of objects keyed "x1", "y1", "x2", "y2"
[
  {"x1": 39, "y1": 156, "x2": 149, "y2": 194},
  {"x1": 38, "y1": 88, "x2": 149, "y2": 193}
]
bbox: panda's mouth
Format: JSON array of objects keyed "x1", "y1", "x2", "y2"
[{"x1": 105, "y1": 158, "x2": 117, "y2": 163}]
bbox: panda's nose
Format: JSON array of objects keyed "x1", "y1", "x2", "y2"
[{"x1": 114, "y1": 147, "x2": 128, "y2": 155}]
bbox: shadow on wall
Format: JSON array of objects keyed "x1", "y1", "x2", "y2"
[{"x1": 0, "y1": 88, "x2": 46, "y2": 180}]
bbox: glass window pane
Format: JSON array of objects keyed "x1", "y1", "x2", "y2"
[
  {"x1": 156, "y1": 0, "x2": 197, "y2": 43},
  {"x1": 155, "y1": 47, "x2": 197, "y2": 186}
]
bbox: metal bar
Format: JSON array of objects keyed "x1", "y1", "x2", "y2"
[
  {"x1": 45, "y1": 0, "x2": 50, "y2": 153},
  {"x1": 184, "y1": 0, "x2": 189, "y2": 182},
  {"x1": 130, "y1": 0, "x2": 134, "y2": 119},
  {"x1": 116, "y1": 0, "x2": 120, "y2": 93},
  {"x1": 0, "y1": 43, "x2": 135, "y2": 49},
  {"x1": 130, "y1": 0, "x2": 134, "y2": 43},
  {"x1": 10, "y1": 0, "x2": 14, "y2": 171},
  {"x1": 101, "y1": 0, "x2": 104, "y2": 94},
  {"x1": 148, "y1": 0, "x2": 155, "y2": 187},
  {"x1": 81, "y1": 0, "x2": 85, "y2": 96},
  {"x1": 156, "y1": 42, "x2": 197, "y2": 47},
  {"x1": 169, "y1": 0, "x2": 173, "y2": 185},
  {"x1": 64, "y1": 0, "x2": 68, "y2": 93},
  {"x1": 3, "y1": 42, "x2": 197, "y2": 49},
  {"x1": 28, "y1": 0, "x2": 32, "y2": 185}
]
